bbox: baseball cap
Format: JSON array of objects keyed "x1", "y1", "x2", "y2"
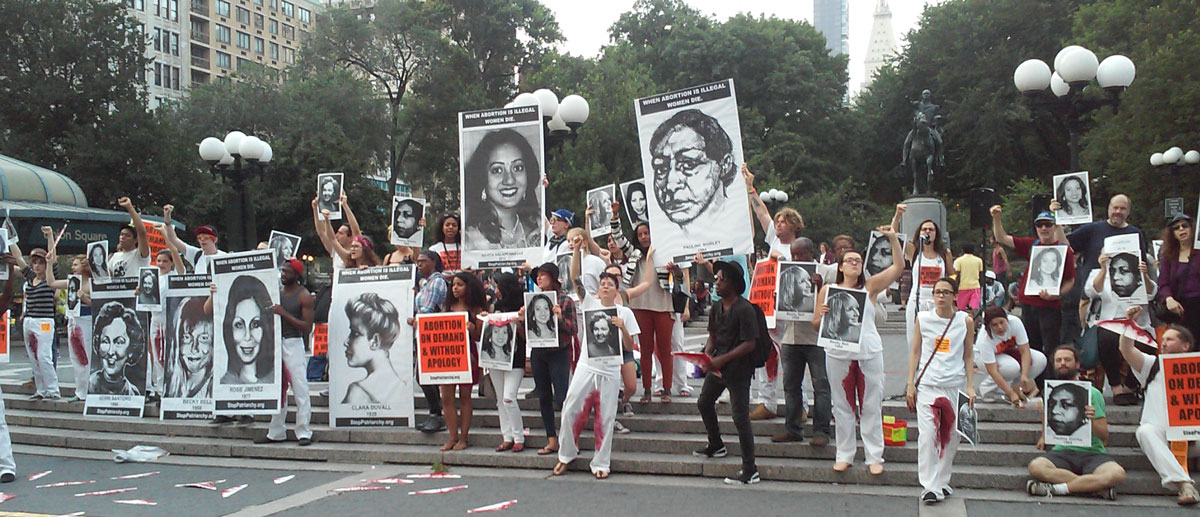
[
  {"x1": 284, "y1": 257, "x2": 303, "y2": 276},
  {"x1": 551, "y1": 209, "x2": 574, "y2": 226},
  {"x1": 1168, "y1": 212, "x2": 1193, "y2": 226},
  {"x1": 1034, "y1": 211, "x2": 1056, "y2": 223},
  {"x1": 194, "y1": 225, "x2": 219, "y2": 238},
  {"x1": 985, "y1": 271, "x2": 996, "y2": 280}
]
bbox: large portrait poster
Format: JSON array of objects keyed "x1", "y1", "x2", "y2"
[
  {"x1": 1044, "y1": 380, "x2": 1093, "y2": 446},
  {"x1": 1024, "y1": 245, "x2": 1068, "y2": 297},
  {"x1": 458, "y1": 105, "x2": 546, "y2": 269},
  {"x1": 478, "y1": 312, "x2": 518, "y2": 371},
  {"x1": 211, "y1": 250, "x2": 281, "y2": 416},
  {"x1": 84, "y1": 277, "x2": 148, "y2": 418},
  {"x1": 316, "y1": 173, "x2": 344, "y2": 220},
  {"x1": 582, "y1": 307, "x2": 620, "y2": 367},
  {"x1": 586, "y1": 185, "x2": 616, "y2": 237},
  {"x1": 161, "y1": 274, "x2": 215, "y2": 421},
  {"x1": 634, "y1": 79, "x2": 752, "y2": 267},
  {"x1": 329, "y1": 265, "x2": 416, "y2": 428},
  {"x1": 775, "y1": 261, "x2": 817, "y2": 322},
  {"x1": 1102, "y1": 234, "x2": 1148, "y2": 305},
  {"x1": 416, "y1": 312, "x2": 473, "y2": 385},
  {"x1": 1163, "y1": 353, "x2": 1200, "y2": 440},
  {"x1": 1053, "y1": 171, "x2": 1092, "y2": 226},
  {"x1": 619, "y1": 179, "x2": 649, "y2": 228},
  {"x1": 390, "y1": 197, "x2": 426, "y2": 247},
  {"x1": 817, "y1": 286, "x2": 866, "y2": 354},
  {"x1": 524, "y1": 291, "x2": 558, "y2": 349},
  {"x1": 747, "y1": 259, "x2": 777, "y2": 328}
]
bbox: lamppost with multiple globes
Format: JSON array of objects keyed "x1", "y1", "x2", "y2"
[
  {"x1": 198, "y1": 131, "x2": 273, "y2": 251},
  {"x1": 1013, "y1": 45, "x2": 1137, "y2": 171},
  {"x1": 506, "y1": 89, "x2": 589, "y2": 158},
  {"x1": 1150, "y1": 146, "x2": 1200, "y2": 174},
  {"x1": 759, "y1": 188, "x2": 789, "y2": 208}
]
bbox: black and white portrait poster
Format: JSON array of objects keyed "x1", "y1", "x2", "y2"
[
  {"x1": 316, "y1": 173, "x2": 344, "y2": 220},
  {"x1": 477, "y1": 312, "x2": 518, "y2": 371},
  {"x1": 135, "y1": 267, "x2": 161, "y2": 312},
  {"x1": 1102, "y1": 234, "x2": 1148, "y2": 304},
  {"x1": 1, "y1": 212, "x2": 16, "y2": 245},
  {"x1": 87, "y1": 240, "x2": 110, "y2": 282},
  {"x1": 268, "y1": 230, "x2": 301, "y2": 267},
  {"x1": 775, "y1": 261, "x2": 817, "y2": 322},
  {"x1": 864, "y1": 231, "x2": 905, "y2": 287},
  {"x1": 161, "y1": 274, "x2": 215, "y2": 421},
  {"x1": 1044, "y1": 380, "x2": 1092, "y2": 447},
  {"x1": 587, "y1": 184, "x2": 616, "y2": 237},
  {"x1": 620, "y1": 179, "x2": 649, "y2": 228},
  {"x1": 817, "y1": 286, "x2": 866, "y2": 354},
  {"x1": 328, "y1": 265, "x2": 416, "y2": 428},
  {"x1": 0, "y1": 229, "x2": 8, "y2": 282},
  {"x1": 390, "y1": 196, "x2": 426, "y2": 247},
  {"x1": 1153, "y1": 239, "x2": 1163, "y2": 261},
  {"x1": 583, "y1": 307, "x2": 621, "y2": 367},
  {"x1": 555, "y1": 252, "x2": 572, "y2": 296},
  {"x1": 634, "y1": 79, "x2": 752, "y2": 267},
  {"x1": 524, "y1": 291, "x2": 558, "y2": 348},
  {"x1": 211, "y1": 250, "x2": 281, "y2": 416},
  {"x1": 1053, "y1": 171, "x2": 1092, "y2": 226},
  {"x1": 84, "y1": 277, "x2": 148, "y2": 418},
  {"x1": 957, "y1": 391, "x2": 979, "y2": 447},
  {"x1": 1024, "y1": 245, "x2": 1068, "y2": 297},
  {"x1": 458, "y1": 105, "x2": 546, "y2": 269},
  {"x1": 66, "y1": 274, "x2": 82, "y2": 319}
]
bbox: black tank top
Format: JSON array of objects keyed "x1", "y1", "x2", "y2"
[{"x1": 280, "y1": 288, "x2": 304, "y2": 338}]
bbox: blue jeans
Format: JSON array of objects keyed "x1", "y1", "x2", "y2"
[{"x1": 306, "y1": 354, "x2": 327, "y2": 382}]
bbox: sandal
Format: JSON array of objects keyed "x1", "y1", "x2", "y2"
[
  {"x1": 512, "y1": 443, "x2": 524, "y2": 453},
  {"x1": 639, "y1": 394, "x2": 652, "y2": 404},
  {"x1": 660, "y1": 394, "x2": 672, "y2": 403},
  {"x1": 496, "y1": 442, "x2": 513, "y2": 452},
  {"x1": 653, "y1": 389, "x2": 664, "y2": 397},
  {"x1": 679, "y1": 390, "x2": 692, "y2": 397},
  {"x1": 594, "y1": 470, "x2": 609, "y2": 479},
  {"x1": 440, "y1": 439, "x2": 458, "y2": 451},
  {"x1": 553, "y1": 461, "x2": 571, "y2": 475},
  {"x1": 537, "y1": 446, "x2": 558, "y2": 456}
]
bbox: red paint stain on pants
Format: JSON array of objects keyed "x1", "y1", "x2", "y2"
[
  {"x1": 70, "y1": 326, "x2": 88, "y2": 366},
  {"x1": 572, "y1": 390, "x2": 602, "y2": 444}
]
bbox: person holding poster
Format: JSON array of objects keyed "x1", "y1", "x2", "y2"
[
  {"x1": 620, "y1": 180, "x2": 649, "y2": 227},
  {"x1": 317, "y1": 208, "x2": 380, "y2": 270},
  {"x1": 1086, "y1": 249, "x2": 1156, "y2": 405},
  {"x1": 554, "y1": 271, "x2": 640, "y2": 479},
  {"x1": 309, "y1": 194, "x2": 364, "y2": 272},
  {"x1": 1118, "y1": 308, "x2": 1199, "y2": 505},
  {"x1": 770, "y1": 238, "x2": 831, "y2": 446},
  {"x1": 162, "y1": 205, "x2": 226, "y2": 275},
  {"x1": 813, "y1": 226, "x2": 903, "y2": 473},
  {"x1": 1026, "y1": 346, "x2": 1124, "y2": 500},
  {"x1": 483, "y1": 273, "x2": 526, "y2": 452},
  {"x1": 905, "y1": 277, "x2": 975, "y2": 504},
  {"x1": 900, "y1": 205, "x2": 954, "y2": 346},
  {"x1": 586, "y1": 185, "x2": 615, "y2": 238},
  {"x1": 255, "y1": 258, "x2": 314, "y2": 445},
  {"x1": 211, "y1": 251, "x2": 282, "y2": 423},
  {"x1": 437, "y1": 272, "x2": 487, "y2": 451},
  {"x1": 48, "y1": 256, "x2": 94, "y2": 401},
  {"x1": 9, "y1": 236, "x2": 60, "y2": 400},
  {"x1": 412, "y1": 250, "x2": 448, "y2": 432},
  {"x1": 1157, "y1": 212, "x2": 1200, "y2": 338},
  {"x1": 525, "y1": 262, "x2": 576, "y2": 456},
  {"x1": 106, "y1": 197, "x2": 152, "y2": 279}
]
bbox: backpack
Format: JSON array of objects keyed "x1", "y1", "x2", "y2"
[{"x1": 749, "y1": 303, "x2": 773, "y2": 369}]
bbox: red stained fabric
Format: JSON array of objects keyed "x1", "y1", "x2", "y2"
[
  {"x1": 279, "y1": 364, "x2": 291, "y2": 406},
  {"x1": 931, "y1": 396, "x2": 956, "y2": 458},
  {"x1": 70, "y1": 326, "x2": 88, "y2": 366},
  {"x1": 572, "y1": 389, "x2": 601, "y2": 443},
  {"x1": 842, "y1": 360, "x2": 865, "y2": 421},
  {"x1": 765, "y1": 342, "x2": 780, "y2": 382},
  {"x1": 27, "y1": 332, "x2": 37, "y2": 357}
]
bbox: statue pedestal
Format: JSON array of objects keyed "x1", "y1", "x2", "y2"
[{"x1": 898, "y1": 197, "x2": 948, "y2": 246}]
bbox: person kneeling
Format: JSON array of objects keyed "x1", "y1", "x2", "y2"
[{"x1": 1026, "y1": 346, "x2": 1126, "y2": 500}]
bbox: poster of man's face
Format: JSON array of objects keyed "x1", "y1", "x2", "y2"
[
  {"x1": 775, "y1": 262, "x2": 816, "y2": 320},
  {"x1": 587, "y1": 185, "x2": 616, "y2": 237},
  {"x1": 817, "y1": 287, "x2": 866, "y2": 352},
  {"x1": 90, "y1": 299, "x2": 148, "y2": 396},
  {"x1": 67, "y1": 275, "x2": 81, "y2": 314},
  {"x1": 268, "y1": 230, "x2": 301, "y2": 267},
  {"x1": 1053, "y1": 171, "x2": 1092, "y2": 226},
  {"x1": 391, "y1": 197, "x2": 426, "y2": 246},
  {"x1": 1044, "y1": 380, "x2": 1092, "y2": 446},
  {"x1": 317, "y1": 173, "x2": 344, "y2": 220},
  {"x1": 620, "y1": 179, "x2": 649, "y2": 228},
  {"x1": 584, "y1": 308, "x2": 620, "y2": 363},
  {"x1": 1024, "y1": 245, "x2": 1067, "y2": 297},
  {"x1": 87, "y1": 241, "x2": 110, "y2": 281}
]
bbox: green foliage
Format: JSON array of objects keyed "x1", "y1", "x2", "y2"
[{"x1": 791, "y1": 180, "x2": 891, "y2": 249}]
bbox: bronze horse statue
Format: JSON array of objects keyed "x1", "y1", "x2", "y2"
[{"x1": 902, "y1": 112, "x2": 937, "y2": 195}]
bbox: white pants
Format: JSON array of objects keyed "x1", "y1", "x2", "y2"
[
  {"x1": 979, "y1": 350, "x2": 1047, "y2": 399},
  {"x1": 24, "y1": 317, "x2": 59, "y2": 398},
  {"x1": 268, "y1": 337, "x2": 311, "y2": 440},
  {"x1": 0, "y1": 395, "x2": 14, "y2": 475},
  {"x1": 489, "y1": 368, "x2": 525, "y2": 444},
  {"x1": 148, "y1": 314, "x2": 165, "y2": 396},
  {"x1": 652, "y1": 315, "x2": 690, "y2": 394},
  {"x1": 67, "y1": 317, "x2": 91, "y2": 400},
  {"x1": 1136, "y1": 424, "x2": 1194, "y2": 489},
  {"x1": 917, "y1": 384, "x2": 961, "y2": 494},
  {"x1": 559, "y1": 368, "x2": 620, "y2": 475},
  {"x1": 826, "y1": 354, "x2": 885, "y2": 465}
]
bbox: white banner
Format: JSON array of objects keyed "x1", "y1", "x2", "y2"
[
  {"x1": 211, "y1": 250, "x2": 281, "y2": 415},
  {"x1": 84, "y1": 277, "x2": 148, "y2": 418},
  {"x1": 161, "y1": 274, "x2": 215, "y2": 421}
]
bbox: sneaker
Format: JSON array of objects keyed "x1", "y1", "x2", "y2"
[
  {"x1": 1099, "y1": 486, "x2": 1117, "y2": 501},
  {"x1": 922, "y1": 491, "x2": 940, "y2": 504},
  {"x1": 1178, "y1": 482, "x2": 1199, "y2": 506},
  {"x1": 298, "y1": 437, "x2": 313, "y2": 446},
  {"x1": 723, "y1": 469, "x2": 760, "y2": 485},
  {"x1": 622, "y1": 402, "x2": 634, "y2": 417},
  {"x1": 236, "y1": 415, "x2": 255, "y2": 427},
  {"x1": 1026, "y1": 480, "x2": 1053, "y2": 497},
  {"x1": 420, "y1": 415, "x2": 446, "y2": 433},
  {"x1": 692, "y1": 444, "x2": 727, "y2": 458},
  {"x1": 614, "y1": 420, "x2": 631, "y2": 434},
  {"x1": 942, "y1": 487, "x2": 953, "y2": 497},
  {"x1": 0, "y1": 471, "x2": 13, "y2": 483}
]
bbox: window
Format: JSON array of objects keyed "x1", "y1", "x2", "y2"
[
  {"x1": 215, "y1": 0, "x2": 229, "y2": 17},
  {"x1": 126, "y1": 0, "x2": 144, "y2": 10},
  {"x1": 236, "y1": 31, "x2": 250, "y2": 50},
  {"x1": 152, "y1": 0, "x2": 160, "y2": 17},
  {"x1": 235, "y1": 6, "x2": 249, "y2": 24},
  {"x1": 254, "y1": 13, "x2": 263, "y2": 29},
  {"x1": 268, "y1": 19, "x2": 277, "y2": 34},
  {"x1": 298, "y1": 7, "x2": 309, "y2": 23},
  {"x1": 280, "y1": 0, "x2": 293, "y2": 17},
  {"x1": 172, "y1": 67, "x2": 181, "y2": 90},
  {"x1": 215, "y1": 24, "x2": 230, "y2": 43},
  {"x1": 283, "y1": 46, "x2": 294, "y2": 64},
  {"x1": 282, "y1": 23, "x2": 294, "y2": 40},
  {"x1": 153, "y1": 27, "x2": 161, "y2": 51},
  {"x1": 216, "y1": 51, "x2": 231, "y2": 68},
  {"x1": 253, "y1": 0, "x2": 262, "y2": 5},
  {"x1": 253, "y1": 37, "x2": 264, "y2": 54},
  {"x1": 269, "y1": 42, "x2": 278, "y2": 59},
  {"x1": 237, "y1": 57, "x2": 250, "y2": 70},
  {"x1": 168, "y1": 0, "x2": 177, "y2": 20},
  {"x1": 171, "y1": 32, "x2": 179, "y2": 56},
  {"x1": 161, "y1": 29, "x2": 170, "y2": 53},
  {"x1": 154, "y1": 63, "x2": 162, "y2": 86},
  {"x1": 268, "y1": 0, "x2": 276, "y2": 10}
]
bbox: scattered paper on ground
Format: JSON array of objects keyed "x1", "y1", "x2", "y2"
[
  {"x1": 75, "y1": 487, "x2": 137, "y2": 497},
  {"x1": 111, "y1": 471, "x2": 159, "y2": 480},
  {"x1": 468, "y1": 499, "x2": 518, "y2": 513},
  {"x1": 407, "y1": 473, "x2": 462, "y2": 479},
  {"x1": 175, "y1": 479, "x2": 226, "y2": 490},
  {"x1": 221, "y1": 484, "x2": 248, "y2": 498},
  {"x1": 364, "y1": 478, "x2": 414, "y2": 484},
  {"x1": 273, "y1": 475, "x2": 295, "y2": 484},
  {"x1": 27, "y1": 470, "x2": 51, "y2": 481},
  {"x1": 409, "y1": 485, "x2": 468, "y2": 495},
  {"x1": 0, "y1": 493, "x2": 14, "y2": 503},
  {"x1": 114, "y1": 499, "x2": 158, "y2": 506},
  {"x1": 37, "y1": 480, "x2": 95, "y2": 488},
  {"x1": 331, "y1": 485, "x2": 390, "y2": 493}
]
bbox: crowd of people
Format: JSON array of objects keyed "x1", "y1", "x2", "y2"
[{"x1": 0, "y1": 164, "x2": 1193, "y2": 505}]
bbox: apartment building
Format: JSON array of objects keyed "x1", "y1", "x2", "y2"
[
  {"x1": 186, "y1": 0, "x2": 319, "y2": 86},
  {"x1": 124, "y1": 0, "x2": 188, "y2": 108}
]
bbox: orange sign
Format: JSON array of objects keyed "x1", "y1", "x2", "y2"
[
  {"x1": 143, "y1": 222, "x2": 167, "y2": 256},
  {"x1": 1172, "y1": 441, "x2": 1189, "y2": 475},
  {"x1": 918, "y1": 265, "x2": 942, "y2": 287},
  {"x1": 935, "y1": 337, "x2": 951, "y2": 353},
  {"x1": 748, "y1": 260, "x2": 777, "y2": 327},
  {"x1": 311, "y1": 323, "x2": 328, "y2": 356},
  {"x1": 417, "y1": 312, "x2": 472, "y2": 385},
  {"x1": 1163, "y1": 352, "x2": 1200, "y2": 440},
  {"x1": 0, "y1": 310, "x2": 8, "y2": 362}
]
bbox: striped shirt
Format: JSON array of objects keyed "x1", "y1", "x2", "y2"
[{"x1": 22, "y1": 267, "x2": 56, "y2": 319}]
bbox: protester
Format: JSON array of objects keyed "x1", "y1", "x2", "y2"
[
  {"x1": 1085, "y1": 251, "x2": 1157, "y2": 405},
  {"x1": 953, "y1": 244, "x2": 984, "y2": 312},
  {"x1": 818, "y1": 226, "x2": 905, "y2": 473},
  {"x1": 590, "y1": 258, "x2": 657, "y2": 432},
  {"x1": 9, "y1": 235, "x2": 60, "y2": 400},
  {"x1": 1026, "y1": 346, "x2": 1125, "y2": 500},
  {"x1": 1118, "y1": 309, "x2": 1198, "y2": 505},
  {"x1": 429, "y1": 214, "x2": 463, "y2": 273},
  {"x1": 992, "y1": 237, "x2": 1010, "y2": 285},
  {"x1": 412, "y1": 250, "x2": 447, "y2": 433},
  {"x1": 106, "y1": 197, "x2": 152, "y2": 278},
  {"x1": 543, "y1": 209, "x2": 574, "y2": 263},
  {"x1": 525, "y1": 262, "x2": 576, "y2": 456},
  {"x1": 0, "y1": 254, "x2": 16, "y2": 482},
  {"x1": 975, "y1": 307, "x2": 1043, "y2": 405},
  {"x1": 653, "y1": 268, "x2": 692, "y2": 398},
  {"x1": 485, "y1": 273, "x2": 526, "y2": 453},
  {"x1": 693, "y1": 260, "x2": 761, "y2": 485},
  {"x1": 319, "y1": 208, "x2": 379, "y2": 269},
  {"x1": 438, "y1": 272, "x2": 486, "y2": 450},
  {"x1": 900, "y1": 205, "x2": 954, "y2": 344},
  {"x1": 819, "y1": 242, "x2": 835, "y2": 265},
  {"x1": 142, "y1": 245, "x2": 185, "y2": 401},
  {"x1": 312, "y1": 193, "x2": 363, "y2": 271},
  {"x1": 610, "y1": 203, "x2": 675, "y2": 402},
  {"x1": 49, "y1": 254, "x2": 93, "y2": 402},
  {"x1": 1157, "y1": 213, "x2": 1200, "y2": 339},
  {"x1": 163, "y1": 205, "x2": 225, "y2": 274},
  {"x1": 772, "y1": 237, "x2": 831, "y2": 446},
  {"x1": 254, "y1": 258, "x2": 314, "y2": 446},
  {"x1": 983, "y1": 271, "x2": 1005, "y2": 309},
  {"x1": 554, "y1": 272, "x2": 641, "y2": 479},
  {"x1": 569, "y1": 226, "x2": 608, "y2": 302},
  {"x1": 906, "y1": 277, "x2": 975, "y2": 504}
]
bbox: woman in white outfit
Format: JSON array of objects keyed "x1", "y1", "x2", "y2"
[
  {"x1": 487, "y1": 273, "x2": 526, "y2": 453},
  {"x1": 813, "y1": 225, "x2": 904, "y2": 475},
  {"x1": 906, "y1": 277, "x2": 975, "y2": 505},
  {"x1": 899, "y1": 207, "x2": 953, "y2": 345},
  {"x1": 47, "y1": 255, "x2": 93, "y2": 401}
]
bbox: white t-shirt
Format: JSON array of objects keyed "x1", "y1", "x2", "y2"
[
  {"x1": 578, "y1": 296, "x2": 640, "y2": 379},
  {"x1": 543, "y1": 235, "x2": 569, "y2": 265},
  {"x1": 1133, "y1": 353, "x2": 1167, "y2": 427},
  {"x1": 429, "y1": 242, "x2": 463, "y2": 271},
  {"x1": 764, "y1": 225, "x2": 793, "y2": 261},
  {"x1": 909, "y1": 253, "x2": 947, "y2": 305},
  {"x1": 579, "y1": 254, "x2": 606, "y2": 299},
  {"x1": 183, "y1": 243, "x2": 226, "y2": 275},
  {"x1": 916, "y1": 310, "x2": 969, "y2": 388},
  {"x1": 108, "y1": 249, "x2": 149, "y2": 278},
  {"x1": 974, "y1": 315, "x2": 1028, "y2": 366},
  {"x1": 1083, "y1": 269, "x2": 1157, "y2": 332}
]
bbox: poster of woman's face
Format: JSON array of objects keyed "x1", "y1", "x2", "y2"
[
  {"x1": 817, "y1": 287, "x2": 866, "y2": 353},
  {"x1": 620, "y1": 179, "x2": 649, "y2": 228},
  {"x1": 587, "y1": 185, "x2": 616, "y2": 237},
  {"x1": 775, "y1": 262, "x2": 816, "y2": 321},
  {"x1": 524, "y1": 292, "x2": 558, "y2": 348},
  {"x1": 1107, "y1": 252, "x2": 1142, "y2": 298},
  {"x1": 1044, "y1": 380, "x2": 1092, "y2": 446},
  {"x1": 67, "y1": 275, "x2": 81, "y2": 315},
  {"x1": 341, "y1": 292, "x2": 406, "y2": 404},
  {"x1": 136, "y1": 267, "x2": 160, "y2": 311},
  {"x1": 1024, "y1": 245, "x2": 1067, "y2": 297},
  {"x1": 220, "y1": 275, "x2": 276, "y2": 385},
  {"x1": 87, "y1": 241, "x2": 109, "y2": 281},
  {"x1": 90, "y1": 299, "x2": 147, "y2": 396},
  {"x1": 584, "y1": 308, "x2": 620, "y2": 364},
  {"x1": 390, "y1": 197, "x2": 426, "y2": 246},
  {"x1": 1053, "y1": 172, "x2": 1092, "y2": 225},
  {"x1": 957, "y1": 391, "x2": 979, "y2": 446},
  {"x1": 865, "y1": 231, "x2": 895, "y2": 278},
  {"x1": 317, "y1": 173, "x2": 344, "y2": 220},
  {"x1": 165, "y1": 296, "x2": 214, "y2": 399},
  {"x1": 268, "y1": 230, "x2": 301, "y2": 267},
  {"x1": 479, "y1": 319, "x2": 516, "y2": 371}
]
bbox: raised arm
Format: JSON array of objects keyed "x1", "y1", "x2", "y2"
[
  {"x1": 742, "y1": 164, "x2": 772, "y2": 235},
  {"x1": 160, "y1": 224, "x2": 186, "y2": 274},
  {"x1": 311, "y1": 197, "x2": 334, "y2": 255},
  {"x1": 608, "y1": 201, "x2": 635, "y2": 257},
  {"x1": 340, "y1": 192, "x2": 362, "y2": 238},
  {"x1": 1117, "y1": 306, "x2": 1149, "y2": 373},
  {"x1": 865, "y1": 226, "x2": 904, "y2": 294},
  {"x1": 570, "y1": 234, "x2": 586, "y2": 300},
  {"x1": 161, "y1": 204, "x2": 190, "y2": 254},
  {"x1": 119, "y1": 197, "x2": 150, "y2": 258},
  {"x1": 320, "y1": 208, "x2": 352, "y2": 263},
  {"x1": 8, "y1": 240, "x2": 26, "y2": 271},
  {"x1": 622, "y1": 247, "x2": 657, "y2": 300},
  {"x1": 990, "y1": 205, "x2": 1015, "y2": 248}
]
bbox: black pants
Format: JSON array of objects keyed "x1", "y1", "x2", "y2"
[
  {"x1": 531, "y1": 347, "x2": 570, "y2": 438},
  {"x1": 1096, "y1": 327, "x2": 1136, "y2": 391},
  {"x1": 697, "y1": 372, "x2": 755, "y2": 471},
  {"x1": 421, "y1": 383, "x2": 442, "y2": 417},
  {"x1": 1180, "y1": 296, "x2": 1200, "y2": 343},
  {"x1": 1021, "y1": 304, "x2": 1062, "y2": 356},
  {"x1": 781, "y1": 344, "x2": 831, "y2": 438}
]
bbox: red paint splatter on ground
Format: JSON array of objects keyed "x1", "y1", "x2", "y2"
[{"x1": 70, "y1": 326, "x2": 87, "y2": 366}]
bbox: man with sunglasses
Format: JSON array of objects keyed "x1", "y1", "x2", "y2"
[{"x1": 991, "y1": 207, "x2": 1076, "y2": 373}]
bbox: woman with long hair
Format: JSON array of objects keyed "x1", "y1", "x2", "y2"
[
  {"x1": 526, "y1": 293, "x2": 555, "y2": 339},
  {"x1": 1028, "y1": 247, "x2": 1063, "y2": 291},
  {"x1": 1158, "y1": 213, "x2": 1200, "y2": 339},
  {"x1": 312, "y1": 193, "x2": 363, "y2": 271},
  {"x1": 220, "y1": 275, "x2": 276, "y2": 385},
  {"x1": 462, "y1": 129, "x2": 542, "y2": 250},
  {"x1": 1056, "y1": 175, "x2": 1089, "y2": 217},
  {"x1": 429, "y1": 214, "x2": 463, "y2": 273},
  {"x1": 166, "y1": 297, "x2": 214, "y2": 399},
  {"x1": 905, "y1": 277, "x2": 975, "y2": 505},
  {"x1": 898, "y1": 205, "x2": 954, "y2": 344},
  {"x1": 526, "y1": 262, "x2": 577, "y2": 455},
  {"x1": 813, "y1": 226, "x2": 904, "y2": 476},
  {"x1": 439, "y1": 272, "x2": 487, "y2": 451},
  {"x1": 484, "y1": 272, "x2": 527, "y2": 452}
]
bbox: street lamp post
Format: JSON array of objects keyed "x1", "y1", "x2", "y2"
[
  {"x1": 198, "y1": 131, "x2": 273, "y2": 251},
  {"x1": 1150, "y1": 146, "x2": 1198, "y2": 219},
  {"x1": 1013, "y1": 46, "x2": 1136, "y2": 171},
  {"x1": 507, "y1": 89, "x2": 589, "y2": 159},
  {"x1": 759, "y1": 189, "x2": 789, "y2": 209}
]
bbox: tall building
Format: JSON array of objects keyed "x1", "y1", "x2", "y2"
[
  {"x1": 862, "y1": 0, "x2": 897, "y2": 90},
  {"x1": 813, "y1": 0, "x2": 848, "y2": 56},
  {"x1": 125, "y1": 0, "x2": 188, "y2": 108}
]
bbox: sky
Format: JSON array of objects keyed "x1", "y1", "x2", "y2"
[{"x1": 538, "y1": 0, "x2": 945, "y2": 95}]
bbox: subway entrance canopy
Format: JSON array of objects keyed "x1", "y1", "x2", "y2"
[{"x1": 0, "y1": 153, "x2": 182, "y2": 254}]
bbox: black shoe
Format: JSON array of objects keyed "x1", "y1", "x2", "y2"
[
  {"x1": 942, "y1": 488, "x2": 952, "y2": 497},
  {"x1": 723, "y1": 469, "x2": 760, "y2": 485},
  {"x1": 253, "y1": 435, "x2": 286, "y2": 444},
  {"x1": 211, "y1": 415, "x2": 234, "y2": 425},
  {"x1": 0, "y1": 472, "x2": 13, "y2": 483},
  {"x1": 692, "y1": 444, "x2": 727, "y2": 458},
  {"x1": 298, "y1": 437, "x2": 313, "y2": 446},
  {"x1": 236, "y1": 415, "x2": 255, "y2": 427},
  {"x1": 922, "y1": 492, "x2": 941, "y2": 504},
  {"x1": 421, "y1": 415, "x2": 446, "y2": 433}
]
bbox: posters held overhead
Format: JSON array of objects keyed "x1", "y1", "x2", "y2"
[
  {"x1": 458, "y1": 105, "x2": 546, "y2": 269},
  {"x1": 316, "y1": 173, "x2": 344, "y2": 220},
  {"x1": 416, "y1": 312, "x2": 473, "y2": 385},
  {"x1": 1043, "y1": 380, "x2": 1093, "y2": 447},
  {"x1": 390, "y1": 197, "x2": 426, "y2": 247},
  {"x1": 161, "y1": 274, "x2": 215, "y2": 421},
  {"x1": 211, "y1": 250, "x2": 282, "y2": 416},
  {"x1": 775, "y1": 262, "x2": 817, "y2": 322},
  {"x1": 524, "y1": 291, "x2": 558, "y2": 349},
  {"x1": 817, "y1": 286, "x2": 867, "y2": 354},
  {"x1": 85, "y1": 277, "x2": 148, "y2": 418},
  {"x1": 634, "y1": 79, "x2": 753, "y2": 267},
  {"x1": 586, "y1": 185, "x2": 616, "y2": 237},
  {"x1": 1052, "y1": 171, "x2": 1092, "y2": 226},
  {"x1": 619, "y1": 179, "x2": 649, "y2": 228},
  {"x1": 267, "y1": 230, "x2": 301, "y2": 267}
]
